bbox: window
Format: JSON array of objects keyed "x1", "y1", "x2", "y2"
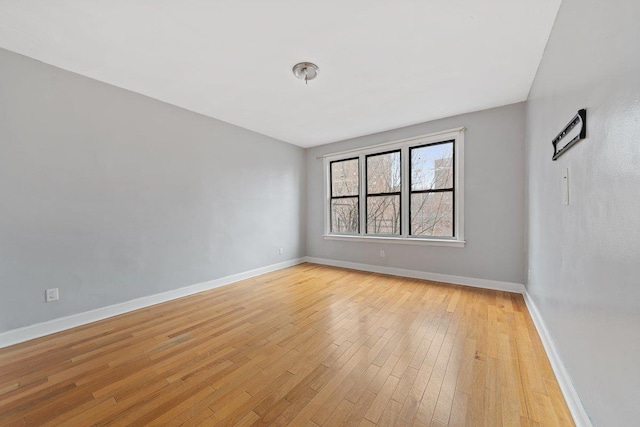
[
  {"x1": 366, "y1": 151, "x2": 401, "y2": 235},
  {"x1": 324, "y1": 127, "x2": 464, "y2": 247},
  {"x1": 330, "y1": 158, "x2": 359, "y2": 234},
  {"x1": 410, "y1": 141, "x2": 454, "y2": 237}
]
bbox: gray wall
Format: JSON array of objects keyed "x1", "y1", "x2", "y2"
[
  {"x1": 306, "y1": 103, "x2": 526, "y2": 284},
  {"x1": 0, "y1": 48, "x2": 306, "y2": 333},
  {"x1": 525, "y1": 1, "x2": 640, "y2": 425}
]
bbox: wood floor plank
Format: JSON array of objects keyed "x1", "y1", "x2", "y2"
[
  {"x1": 364, "y1": 375, "x2": 400, "y2": 423},
  {"x1": 0, "y1": 263, "x2": 574, "y2": 426}
]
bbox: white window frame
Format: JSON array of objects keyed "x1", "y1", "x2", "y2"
[{"x1": 323, "y1": 127, "x2": 465, "y2": 247}]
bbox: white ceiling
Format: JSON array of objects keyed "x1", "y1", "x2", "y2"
[{"x1": 0, "y1": 1, "x2": 561, "y2": 147}]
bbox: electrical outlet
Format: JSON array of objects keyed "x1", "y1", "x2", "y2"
[
  {"x1": 45, "y1": 288, "x2": 59, "y2": 302},
  {"x1": 279, "y1": 247, "x2": 284, "y2": 255},
  {"x1": 380, "y1": 250, "x2": 386, "y2": 258}
]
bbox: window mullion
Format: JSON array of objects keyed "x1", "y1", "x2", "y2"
[
  {"x1": 359, "y1": 153, "x2": 366, "y2": 236},
  {"x1": 401, "y1": 146, "x2": 409, "y2": 237},
  {"x1": 325, "y1": 158, "x2": 330, "y2": 235}
]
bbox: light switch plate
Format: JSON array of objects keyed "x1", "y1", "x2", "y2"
[{"x1": 562, "y1": 168, "x2": 569, "y2": 206}]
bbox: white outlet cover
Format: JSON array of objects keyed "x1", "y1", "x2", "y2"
[{"x1": 46, "y1": 288, "x2": 59, "y2": 302}]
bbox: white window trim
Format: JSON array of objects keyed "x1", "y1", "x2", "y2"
[{"x1": 323, "y1": 127, "x2": 465, "y2": 247}]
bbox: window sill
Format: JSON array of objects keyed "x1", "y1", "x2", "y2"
[{"x1": 323, "y1": 234, "x2": 466, "y2": 247}]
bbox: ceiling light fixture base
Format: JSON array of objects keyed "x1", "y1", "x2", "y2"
[{"x1": 292, "y1": 62, "x2": 319, "y2": 84}]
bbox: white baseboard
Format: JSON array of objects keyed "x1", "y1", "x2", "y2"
[
  {"x1": 0, "y1": 258, "x2": 304, "y2": 349},
  {"x1": 305, "y1": 256, "x2": 589, "y2": 425},
  {"x1": 0, "y1": 255, "x2": 589, "y2": 427},
  {"x1": 303, "y1": 256, "x2": 525, "y2": 294},
  {"x1": 523, "y1": 291, "x2": 592, "y2": 427}
]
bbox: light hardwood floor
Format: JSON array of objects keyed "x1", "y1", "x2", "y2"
[{"x1": 0, "y1": 263, "x2": 573, "y2": 426}]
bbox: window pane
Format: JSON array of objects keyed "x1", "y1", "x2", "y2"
[
  {"x1": 367, "y1": 151, "x2": 401, "y2": 194},
  {"x1": 411, "y1": 192, "x2": 453, "y2": 237},
  {"x1": 331, "y1": 198, "x2": 359, "y2": 233},
  {"x1": 411, "y1": 143, "x2": 453, "y2": 191},
  {"x1": 331, "y1": 159, "x2": 359, "y2": 197},
  {"x1": 367, "y1": 195, "x2": 400, "y2": 235}
]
